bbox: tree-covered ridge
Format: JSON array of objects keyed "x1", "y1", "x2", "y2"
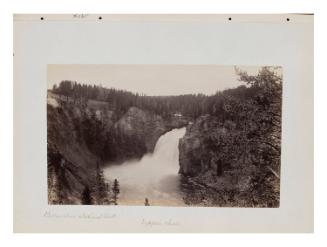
[{"x1": 51, "y1": 67, "x2": 277, "y2": 120}]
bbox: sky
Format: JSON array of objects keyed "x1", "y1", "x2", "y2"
[{"x1": 47, "y1": 65, "x2": 269, "y2": 96}]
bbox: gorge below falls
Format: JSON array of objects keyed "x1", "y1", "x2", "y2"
[{"x1": 104, "y1": 127, "x2": 186, "y2": 206}]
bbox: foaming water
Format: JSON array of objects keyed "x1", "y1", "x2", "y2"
[{"x1": 104, "y1": 127, "x2": 186, "y2": 206}]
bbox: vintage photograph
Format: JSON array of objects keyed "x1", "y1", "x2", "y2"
[{"x1": 47, "y1": 65, "x2": 282, "y2": 207}]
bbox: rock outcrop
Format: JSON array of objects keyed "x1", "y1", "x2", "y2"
[
  {"x1": 114, "y1": 107, "x2": 167, "y2": 153},
  {"x1": 179, "y1": 115, "x2": 223, "y2": 176}
]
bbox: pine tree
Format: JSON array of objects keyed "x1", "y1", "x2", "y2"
[
  {"x1": 95, "y1": 163, "x2": 107, "y2": 204},
  {"x1": 144, "y1": 198, "x2": 150, "y2": 206},
  {"x1": 112, "y1": 179, "x2": 120, "y2": 205},
  {"x1": 81, "y1": 186, "x2": 92, "y2": 205}
]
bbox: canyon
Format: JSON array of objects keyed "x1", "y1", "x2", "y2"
[{"x1": 47, "y1": 67, "x2": 282, "y2": 207}]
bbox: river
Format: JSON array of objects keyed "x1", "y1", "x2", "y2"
[{"x1": 104, "y1": 127, "x2": 186, "y2": 206}]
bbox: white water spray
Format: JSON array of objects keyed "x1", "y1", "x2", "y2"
[{"x1": 104, "y1": 127, "x2": 186, "y2": 206}]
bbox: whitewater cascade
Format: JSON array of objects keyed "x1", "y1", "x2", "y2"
[{"x1": 104, "y1": 127, "x2": 186, "y2": 206}]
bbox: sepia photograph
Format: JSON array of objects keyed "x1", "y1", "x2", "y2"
[
  {"x1": 47, "y1": 65, "x2": 282, "y2": 207},
  {"x1": 12, "y1": 12, "x2": 314, "y2": 234}
]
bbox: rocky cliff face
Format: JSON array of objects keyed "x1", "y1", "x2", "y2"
[
  {"x1": 114, "y1": 107, "x2": 167, "y2": 153},
  {"x1": 47, "y1": 102, "x2": 103, "y2": 204},
  {"x1": 179, "y1": 115, "x2": 220, "y2": 176},
  {"x1": 47, "y1": 93, "x2": 187, "y2": 204}
]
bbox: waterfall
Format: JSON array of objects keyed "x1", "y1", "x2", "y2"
[{"x1": 104, "y1": 127, "x2": 186, "y2": 206}]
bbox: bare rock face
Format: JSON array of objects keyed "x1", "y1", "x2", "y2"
[
  {"x1": 47, "y1": 103, "x2": 102, "y2": 204},
  {"x1": 178, "y1": 115, "x2": 217, "y2": 176},
  {"x1": 178, "y1": 128, "x2": 202, "y2": 176},
  {"x1": 179, "y1": 115, "x2": 233, "y2": 178},
  {"x1": 115, "y1": 107, "x2": 167, "y2": 153}
]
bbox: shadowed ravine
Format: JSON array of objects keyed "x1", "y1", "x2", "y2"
[{"x1": 104, "y1": 127, "x2": 186, "y2": 206}]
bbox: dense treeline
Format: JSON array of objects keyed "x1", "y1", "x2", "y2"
[{"x1": 51, "y1": 77, "x2": 260, "y2": 120}]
